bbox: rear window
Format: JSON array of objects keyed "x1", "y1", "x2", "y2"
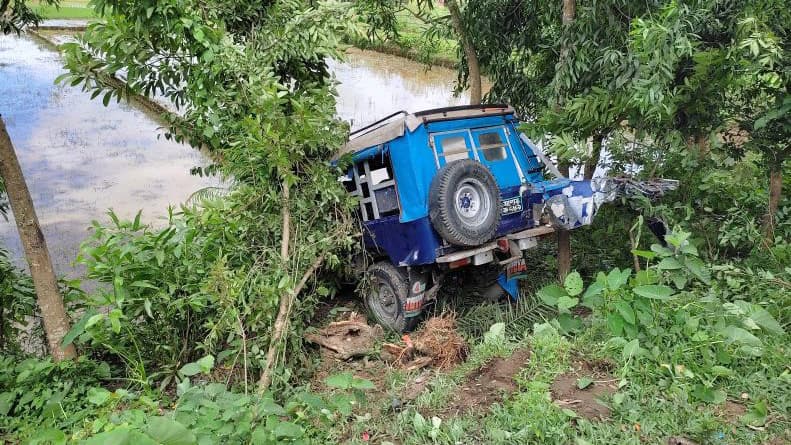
[
  {"x1": 477, "y1": 132, "x2": 507, "y2": 161},
  {"x1": 440, "y1": 136, "x2": 470, "y2": 163}
]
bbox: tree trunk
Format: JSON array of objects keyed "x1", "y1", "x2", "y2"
[
  {"x1": 446, "y1": 0, "x2": 481, "y2": 104},
  {"x1": 258, "y1": 255, "x2": 324, "y2": 392},
  {"x1": 764, "y1": 166, "x2": 782, "y2": 244},
  {"x1": 0, "y1": 116, "x2": 75, "y2": 361},
  {"x1": 557, "y1": 161, "x2": 571, "y2": 280},
  {"x1": 258, "y1": 180, "x2": 292, "y2": 390},
  {"x1": 562, "y1": 0, "x2": 576, "y2": 25},
  {"x1": 555, "y1": 0, "x2": 575, "y2": 282},
  {"x1": 584, "y1": 134, "x2": 602, "y2": 180},
  {"x1": 557, "y1": 229, "x2": 571, "y2": 281}
]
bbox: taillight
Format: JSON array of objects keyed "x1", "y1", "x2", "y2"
[{"x1": 449, "y1": 257, "x2": 471, "y2": 269}]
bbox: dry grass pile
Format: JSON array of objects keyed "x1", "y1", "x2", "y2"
[{"x1": 382, "y1": 313, "x2": 469, "y2": 370}]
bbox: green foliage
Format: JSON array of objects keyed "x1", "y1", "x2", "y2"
[
  {"x1": 0, "y1": 248, "x2": 37, "y2": 353},
  {"x1": 0, "y1": 355, "x2": 110, "y2": 440},
  {"x1": 0, "y1": 353, "x2": 373, "y2": 444},
  {"x1": 0, "y1": 0, "x2": 59, "y2": 34},
  {"x1": 56, "y1": 0, "x2": 358, "y2": 388},
  {"x1": 538, "y1": 228, "x2": 788, "y2": 404},
  {"x1": 349, "y1": 0, "x2": 458, "y2": 65}
]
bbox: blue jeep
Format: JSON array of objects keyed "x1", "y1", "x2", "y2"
[{"x1": 340, "y1": 105, "x2": 615, "y2": 331}]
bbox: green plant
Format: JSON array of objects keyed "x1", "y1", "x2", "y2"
[
  {"x1": 538, "y1": 228, "x2": 786, "y2": 403},
  {"x1": 0, "y1": 355, "x2": 111, "y2": 441},
  {"x1": 0, "y1": 248, "x2": 37, "y2": 353}
]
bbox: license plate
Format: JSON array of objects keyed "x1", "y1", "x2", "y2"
[
  {"x1": 506, "y1": 258, "x2": 527, "y2": 280},
  {"x1": 501, "y1": 196, "x2": 523, "y2": 215}
]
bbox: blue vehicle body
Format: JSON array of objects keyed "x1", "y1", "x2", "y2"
[{"x1": 340, "y1": 105, "x2": 612, "y2": 271}]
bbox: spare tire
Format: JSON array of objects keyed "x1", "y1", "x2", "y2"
[{"x1": 429, "y1": 159, "x2": 501, "y2": 246}]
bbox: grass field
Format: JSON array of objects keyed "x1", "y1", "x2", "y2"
[{"x1": 28, "y1": 0, "x2": 95, "y2": 19}]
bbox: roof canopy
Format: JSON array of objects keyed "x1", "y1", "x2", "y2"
[{"x1": 339, "y1": 104, "x2": 515, "y2": 156}]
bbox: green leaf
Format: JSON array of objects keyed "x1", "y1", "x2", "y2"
[
  {"x1": 684, "y1": 256, "x2": 711, "y2": 284},
  {"x1": 741, "y1": 400, "x2": 768, "y2": 426},
  {"x1": 721, "y1": 325, "x2": 762, "y2": 347},
  {"x1": 351, "y1": 377, "x2": 376, "y2": 390},
  {"x1": 0, "y1": 393, "x2": 13, "y2": 416},
  {"x1": 62, "y1": 309, "x2": 97, "y2": 347},
  {"x1": 196, "y1": 355, "x2": 215, "y2": 374},
  {"x1": 576, "y1": 377, "x2": 593, "y2": 389},
  {"x1": 656, "y1": 257, "x2": 682, "y2": 269},
  {"x1": 259, "y1": 399, "x2": 287, "y2": 416},
  {"x1": 691, "y1": 384, "x2": 726, "y2": 403},
  {"x1": 633, "y1": 285, "x2": 675, "y2": 300},
  {"x1": 631, "y1": 249, "x2": 656, "y2": 259},
  {"x1": 108, "y1": 308, "x2": 122, "y2": 334},
  {"x1": 607, "y1": 268, "x2": 631, "y2": 290},
  {"x1": 273, "y1": 421, "x2": 304, "y2": 438},
  {"x1": 87, "y1": 387, "x2": 112, "y2": 406},
  {"x1": 564, "y1": 271, "x2": 583, "y2": 296},
  {"x1": 582, "y1": 281, "x2": 604, "y2": 300},
  {"x1": 29, "y1": 428, "x2": 66, "y2": 445},
  {"x1": 179, "y1": 363, "x2": 202, "y2": 377},
  {"x1": 147, "y1": 417, "x2": 197, "y2": 445},
  {"x1": 413, "y1": 412, "x2": 427, "y2": 431},
  {"x1": 82, "y1": 428, "x2": 157, "y2": 445},
  {"x1": 614, "y1": 301, "x2": 636, "y2": 325},
  {"x1": 607, "y1": 313, "x2": 625, "y2": 336},
  {"x1": 622, "y1": 339, "x2": 640, "y2": 361},
  {"x1": 561, "y1": 408, "x2": 578, "y2": 418},
  {"x1": 85, "y1": 313, "x2": 105, "y2": 329},
  {"x1": 324, "y1": 372, "x2": 353, "y2": 389},
  {"x1": 557, "y1": 296, "x2": 579, "y2": 313},
  {"x1": 747, "y1": 305, "x2": 783, "y2": 334},
  {"x1": 537, "y1": 284, "x2": 565, "y2": 306},
  {"x1": 555, "y1": 313, "x2": 582, "y2": 334}
]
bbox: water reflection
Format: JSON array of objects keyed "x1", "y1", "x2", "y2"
[
  {"x1": 0, "y1": 38, "x2": 478, "y2": 276},
  {"x1": 0, "y1": 35, "x2": 220, "y2": 276},
  {"x1": 332, "y1": 47, "x2": 488, "y2": 130}
]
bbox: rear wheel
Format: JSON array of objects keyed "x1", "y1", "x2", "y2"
[{"x1": 364, "y1": 262, "x2": 421, "y2": 332}]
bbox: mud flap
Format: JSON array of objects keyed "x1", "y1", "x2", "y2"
[
  {"x1": 404, "y1": 268, "x2": 428, "y2": 318},
  {"x1": 497, "y1": 273, "x2": 520, "y2": 301}
]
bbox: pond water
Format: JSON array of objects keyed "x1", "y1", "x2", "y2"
[
  {"x1": 331, "y1": 48, "x2": 485, "y2": 130},
  {"x1": 0, "y1": 35, "x2": 472, "y2": 276}
]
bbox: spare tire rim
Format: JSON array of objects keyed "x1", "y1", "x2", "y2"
[
  {"x1": 370, "y1": 280, "x2": 398, "y2": 318},
  {"x1": 454, "y1": 178, "x2": 491, "y2": 226}
]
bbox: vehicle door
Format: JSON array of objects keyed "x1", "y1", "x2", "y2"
[{"x1": 469, "y1": 126, "x2": 524, "y2": 189}]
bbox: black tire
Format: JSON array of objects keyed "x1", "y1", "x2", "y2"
[
  {"x1": 429, "y1": 159, "x2": 502, "y2": 246},
  {"x1": 364, "y1": 262, "x2": 421, "y2": 332}
]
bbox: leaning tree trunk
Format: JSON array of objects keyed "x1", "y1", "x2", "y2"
[
  {"x1": 446, "y1": 0, "x2": 481, "y2": 104},
  {"x1": 763, "y1": 165, "x2": 782, "y2": 244},
  {"x1": 0, "y1": 116, "x2": 75, "y2": 361}
]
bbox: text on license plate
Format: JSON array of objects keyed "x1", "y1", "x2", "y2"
[{"x1": 501, "y1": 197, "x2": 523, "y2": 215}]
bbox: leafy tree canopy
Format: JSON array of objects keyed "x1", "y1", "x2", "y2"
[{"x1": 58, "y1": 0, "x2": 358, "y2": 386}]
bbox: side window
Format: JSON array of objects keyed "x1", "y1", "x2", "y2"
[
  {"x1": 345, "y1": 152, "x2": 399, "y2": 221},
  {"x1": 440, "y1": 136, "x2": 470, "y2": 163},
  {"x1": 477, "y1": 131, "x2": 508, "y2": 161}
]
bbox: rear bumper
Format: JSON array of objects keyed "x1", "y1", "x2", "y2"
[{"x1": 435, "y1": 225, "x2": 554, "y2": 267}]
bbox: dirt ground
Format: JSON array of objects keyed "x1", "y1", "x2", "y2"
[
  {"x1": 550, "y1": 359, "x2": 618, "y2": 420},
  {"x1": 445, "y1": 348, "x2": 532, "y2": 415},
  {"x1": 715, "y1": 400, "x2": 747, "y2": 424}
]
